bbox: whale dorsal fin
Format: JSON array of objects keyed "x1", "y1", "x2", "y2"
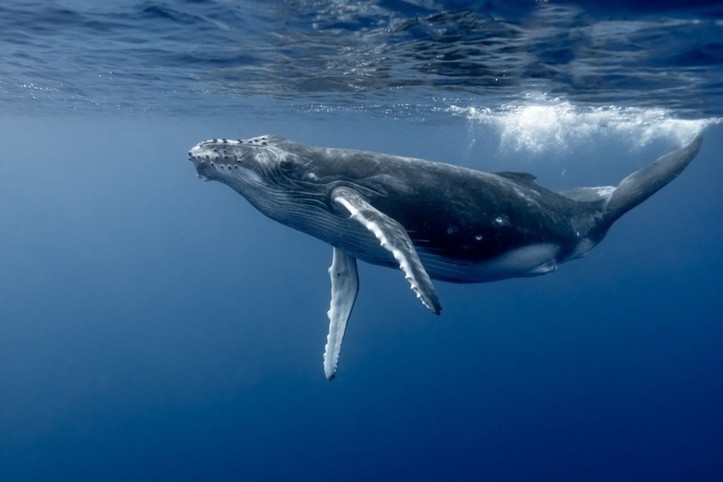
[
  {"x1": 331, "y1": 186, "x2": 442, "y2": 315},
  {"x1": 496, "y1": 171, "x2": 537, "y2": 184}
]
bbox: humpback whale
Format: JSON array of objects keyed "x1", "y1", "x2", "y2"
[{"x1": 188, "y1": 134, "x2": 703, "y2": 380}]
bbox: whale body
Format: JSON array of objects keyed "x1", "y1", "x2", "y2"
[{"x1": 188, "y1": 134, "x2": 703, "y2": 379}]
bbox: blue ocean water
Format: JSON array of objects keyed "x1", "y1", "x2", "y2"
[{"x1": 1, "y1": 1, "x2": 722, "y2": 481}]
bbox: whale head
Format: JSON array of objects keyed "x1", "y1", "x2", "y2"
[
  {"x1": 188, "y1": 135, "x2": 285, "y2": 184},
  {"x1": 188, "y1": 135, "x2": 334, "y2": 226}
]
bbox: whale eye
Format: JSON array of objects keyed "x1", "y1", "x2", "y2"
[
  {"x1": 278, "y1": 158, "x2": 302, "y2": 179},
  {"x1": 278, "y1": 155, "x2": 310, "y2": 181},
  {"x1": 279, "y1": 158, "x2": 294, "y2": 171}
]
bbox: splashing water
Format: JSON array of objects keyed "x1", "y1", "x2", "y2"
[{"x1": 449, "y1": 94, "x2": 720, "y2": 154}]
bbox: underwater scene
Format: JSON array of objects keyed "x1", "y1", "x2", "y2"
[{"x1": 1, "y1": 1, "x2": 722, "y2": 480}]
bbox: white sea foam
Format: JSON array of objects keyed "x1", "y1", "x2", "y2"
[{"x1": 449, "y1": 94, "x2": 720, "y2": 154}]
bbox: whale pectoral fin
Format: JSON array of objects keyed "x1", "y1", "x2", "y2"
[
  {"x1": 324, "y1": 247, "x2": 359, "y2": 381},
  {"x1": 331, "y1": 186, "x2": 442, "y2": 315}
]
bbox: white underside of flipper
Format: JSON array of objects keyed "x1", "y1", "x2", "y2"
[
  {"x1": 323, "y1": 247, "x2": 359, "y2": 380},
  {"x1": 331, "y1": 186, "x2": 442, "y2": 315}
]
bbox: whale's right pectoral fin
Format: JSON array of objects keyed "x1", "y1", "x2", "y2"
[{"x1": 331, "y1": 186, "x2": 442, "y2": 315}]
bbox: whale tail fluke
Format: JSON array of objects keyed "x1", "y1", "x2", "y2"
[
  {"x1": 604, "y1": 134, "x2": 703, "y2": 224},
  {"x1": 561, "y1": 134, "x2": 704, "y2": 260}
]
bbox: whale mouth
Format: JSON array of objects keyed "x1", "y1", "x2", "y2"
[
  {"x1": 192, "y1": 159, "x2": 212, "y2": 180},
  {"x1": 187, "y1": 144, "x2": 220, "y2": 180}
]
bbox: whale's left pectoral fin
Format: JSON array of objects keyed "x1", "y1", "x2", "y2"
[
  {"x1": 331, "y1": 186, "x2": 442, "y2": 315},
  {"x1": 324, "y1": 247, "x2": 359, "y2": 381}
]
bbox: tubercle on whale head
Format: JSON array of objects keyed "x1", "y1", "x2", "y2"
[
  {"x1": 187, "y1": 135, "x2": 282, "y2": 182},
  {"x1": 187, "y1": 135, "x2": 337, "y2": 232},
  {"x1": 187, "y1": 135, "x2": 339, "y2": 189}
]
